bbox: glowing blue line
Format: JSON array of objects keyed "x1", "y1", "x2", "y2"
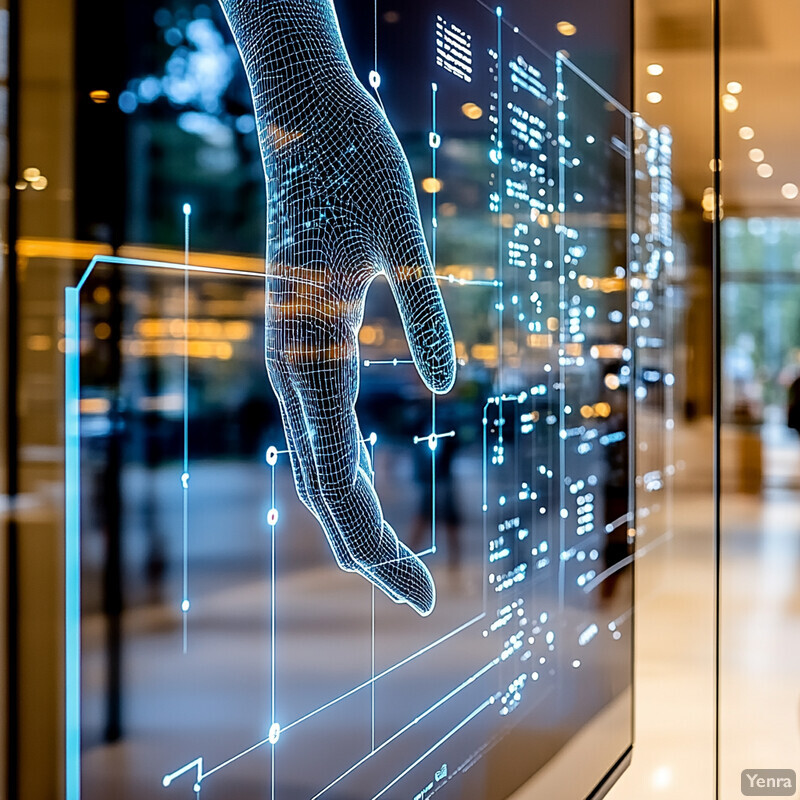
[
  {"x1": 371, "y1": 585, "x2": 375, "y2": 753},
  {"x1": 556, "y1": 58, "x2": 567, "y2": 611},
  {"x1": 281, "y1": 612, "x2": 485, "y2": 732},
  {"x1": 162, "y1": 756, "x2": 203, "y2": 790},
  {"x1": 436, "y1": 274, "x2": 501, "y2": 288},
  {"x1": 557, "y1": 53, "x2": 632, "y2": 118},
  {"x1": 312, "y1": 659, "x2": 499, "y2": 799},
  {"x1": 481, "y1": 399, "x2": 492, "y2": 513},
  {"x1": 163, "y1": 612, "x2": 487, "y2": 790},
  {"x1": 496, "y1": 7, "x2": 504, "y2": 395},
  {"x1": 431, "y1": 393, "x2": 437, "y2": 553},
  {"x1": 77, "y1": 255, "x2": 265, "y2": 290},
  {"x1": 431, "y1": 82, "x2": 438, "y2": 265},
  {"x1": 182, "y1": 206, "x2": 190, "y2": 654},
  {"x1": 362, "y1": 358, "x2": 413, "y2": 367},
  {"x1": 64, "y1": 288, "x2": 81, "y2": 800},
  {"x1": 270, "y1": 460, "x2": 276, "y2": 744},
  {"x1": 413, "y1": 430, "x2": 455, "y2": 446},
  {"x1": 371, "y1": 697, "x2": 494, "y2": 800}
]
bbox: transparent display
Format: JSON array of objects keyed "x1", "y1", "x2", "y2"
[{"x1": 63, "y1": 3, "x2": 665, "y2": 798}]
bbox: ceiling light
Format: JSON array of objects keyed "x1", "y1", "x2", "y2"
[
  {"x1": 748, "y1": 148, "x2": 764, "y2": 163},
  {"x1": 646, "y1": 63, "x2": 664, "y2": 76},
  {"x1": 727, "y1": 81, "x2": 743, "y2": 94},
  {"x1": 757, "y1": 163, "x2": 773, "y2": 178},
  {"x1": 781, "y1": 183, "x2": 799, "y2": 200},
  {"x1": 721, "y1": 94, "x2": 739, "y2": 112},
  {"x1": 646, "y1": 91, "x2": 662, "y2": 104},
  {"x1": 556, "y1": 21, "x2": 577, "y2": 36},
  {"x1": 461, "y1": 102, "x2": 483, "y2": 120},
  {"x1": 738, "y1": 126, "x2": 755, "y2": 140}
]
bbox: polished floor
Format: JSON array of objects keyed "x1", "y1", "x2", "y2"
[{"x1": 603, "y1": 423, "x2": 799, "y2": 800}]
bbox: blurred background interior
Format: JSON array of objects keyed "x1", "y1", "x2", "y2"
[{"x1": 2, "y1": 0, "x2": 800, "y2": 798}]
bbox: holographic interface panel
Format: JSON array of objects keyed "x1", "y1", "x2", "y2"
[{"x1": 66, "y1": 2, "x2": 676, "y2": 799}]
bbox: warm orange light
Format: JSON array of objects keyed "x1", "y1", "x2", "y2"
[
  {"x1": 556, "y1": 20, "x2": 577, "y2": 36},
  {"x1": 90, "y1": 89, "x2": 111, "y2": 104},
  {"x1": 422, "y1": 177, "x2": 443, "y2": 193},
  {"x1": 646, "y1": 91, "x2": 662, "y2": 104},
  {"x1": 461, "y1": 102, "x2": 483, "y2": 120}
]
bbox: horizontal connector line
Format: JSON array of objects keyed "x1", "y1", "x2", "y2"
[
  {"x1": 76, "y1": 255, "x2": 266, "y2": 292},
  {"x1": 436, "y1": 274, "x2": 501, "y2": 288},
  {"x1": 371, "y1": 696, "x2": 495, "y2": 800},
  {"x1": 362, "y1": 358, "x2": 414, "y2": 367},
  {"x1": 413, "y1": 430, "x2": 455, "y2": 445},
  {"x1": 312, "y1": 658, "x2": 500, "y2": 799}
]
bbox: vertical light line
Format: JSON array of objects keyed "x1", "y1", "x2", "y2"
[
  {"x1": 431, "y1": 393, "x2": 437, "y2": 553},
  {"x1": 496, "y1": 7, "x2": 504, "y2": 400},
  {"x1": 373, "y1": 0, "x2": 378, "y2": 76},
  {"x1": 431, "y1": 82, "x2": 439, "y2": 266},
  {"x1": 65, "y1": 288, "x2": 81, "y2": 800},
  {"x1": 182, "y1": 203, "x2": 191, "y2": 654},
  {"x1": 556, "y1": 56, "x2": 567, "y2": 610},
  {"x1": 371, "y1": 584, "x2": 375, "y2": 752},
  {"x1": 431, "y1": 81, "x2": 439, "y2": 557},
  {"x1": 270, "y1": 457, "x2": 277, "y2": 800}
]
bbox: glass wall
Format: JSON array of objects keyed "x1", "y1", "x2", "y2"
[{"x1": 719, "y1": 1, "x2": 800, "y2": 793}]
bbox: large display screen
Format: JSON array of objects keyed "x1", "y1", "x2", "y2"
[{"x1": 65, "y1": 2, "x2": 657, "y2": 798}]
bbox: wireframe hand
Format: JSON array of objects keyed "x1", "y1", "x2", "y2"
[{"x1": 220, "y1": 0, "x2": 456, "y2": 615}]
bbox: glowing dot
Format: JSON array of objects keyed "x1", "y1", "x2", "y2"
[
  {"x1": 572, "y1": 659, "x2": 581, "y2": 668},
  {"x1": 183, "y1": 203, "x2": 192, "y2": 215},
  {"x1": 162, "y1": 777, "x2": 171, "y2": 787},
  {"x1": 757, "y1": 163, "x2": 773, "y2": 178},
  {"x1": 748, "y1": 148, "x2": 764, "y2": 163},
  {"x1": 268, "y1": 722, "x2": 281, "y2": 744},
  {"x1": 781, "y1": 183, "x2": 799, "y2": 200},
  {"x1": 422, "y1": 177, "x2": 443, "y2": 193},
  {"x1": 266, "y1": 446, "x2": 279, "y2": 466},
  {"x1": 726, "y1": 81, "x2": 742, "y2": 94},
  {"x1": 22, "y1": 166, "x2": 40, "y2": 181},
  {"x1": 646, "y1": 63, "x2": 664, "y2": 76},
  {"x1": 31, "y1": 175, "x2": 48, "y2": 191},
  {"x1": 369, "y1": 70, "x2": 381, "y2": 89},
  {"x1": 181, "y1": 600, "x2": 190, "y2": 612},
  {"x1": 738, "y1": 126, "x2": 754, "y2": 140},
  {"x1": 556, "y1": 20, "x2": 576, "y2": 36},
  {"x1": 646, "y1": 91, "x2": 662, "y2": 104},
  {"x1": 369, "y1": 432, "x2": 377, "y2": 445},
  {"x1": 267, "y1": 508, "x2": 279, "y2": 526},
  {"x1": 89, "y1": 89, "x2": 110, "y2": 104}
]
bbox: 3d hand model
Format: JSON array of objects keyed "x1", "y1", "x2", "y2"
[{"x1": 219, "y1": 0, "x2": 456, "y2": 615}]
